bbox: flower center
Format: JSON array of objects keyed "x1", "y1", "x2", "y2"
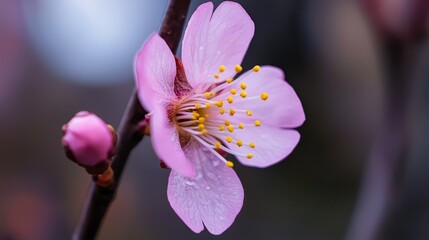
[{"x1": 174, "y1": 65, "x2": 269, "y2": 168}]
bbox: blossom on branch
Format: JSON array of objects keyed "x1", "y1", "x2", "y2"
[{"x1": 134, "y1": 1, "x2": 305, "y2": 234}]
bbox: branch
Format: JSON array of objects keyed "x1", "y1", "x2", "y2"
[{"x1": 72, "y1": 1, "x2": 191, "y2": 239}]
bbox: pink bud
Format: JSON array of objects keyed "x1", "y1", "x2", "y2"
[
  {"x1": 362, "y1": 0, "x2": 429, "y2": 42},
  {"x1": 62, "y1": 111, "x2": 115, "y2": 174}
]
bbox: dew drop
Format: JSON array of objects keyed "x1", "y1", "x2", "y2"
[{"x1": 185, "y1": 180, "x2": 195, "y2": 186}]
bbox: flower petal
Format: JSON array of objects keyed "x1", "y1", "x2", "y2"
[
  {"x1": 134, "y1": 33, "x2": 176, "y2": 111},
  {"x1": 151, "y1": 104, "x2": 195, "y2": 177},
  {"x1": 228, "y1": 66, "x2": 305, "y2": 128},
  {"x1": 182, "y1": 2, "x2": 254, "y2": 88},
  {"x1": 167, "y1": 141, "x2": 244, "y2": 234},
  {"x1": 228, "y1": 126, "x2": 300, "y2": 168}
]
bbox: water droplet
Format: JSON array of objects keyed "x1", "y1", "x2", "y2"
[{"x1": 185, "y1": 180, "x2": 195, "y2": 186}]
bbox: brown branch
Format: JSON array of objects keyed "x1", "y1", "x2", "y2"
[
  {"x1": 345, "y1": 38, "x2": 423, "y2": 240},
  {"x1": 72, "y1": 1, "x2": 191, "y2": 239}
]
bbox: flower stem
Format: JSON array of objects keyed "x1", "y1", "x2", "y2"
[{"x1": 72, "y1": 1, "x2": 191, "y2": 239}]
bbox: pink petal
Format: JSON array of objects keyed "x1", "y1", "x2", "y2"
[
  {"x1": 134, "y1": 34, "x2": 177, "y2": 112},
  {"x1": 228, "y1": 66, "x2": 305, "y2": 128},
  {"x1": 151, "y1": 104, "x2": 195, "y2": 177},
  {"x1": 182, "y1": 2, "x2": 254, "y2": 88},
  {"x1": 228, "y1": 126, "x2": 300, "y2": 168},
  {"x1": 167, "y1": 141, "x2": 244, "y2": 234}
]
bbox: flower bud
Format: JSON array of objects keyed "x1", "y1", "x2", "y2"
[
  {"x1": 362, "y1": 0, "x2": 429, "y2": 42},
  {"x1": 62, "y1": 111, "x2": 115, "y2": 175}
]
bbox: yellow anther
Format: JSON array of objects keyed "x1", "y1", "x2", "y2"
[
  {"x1": 204, "y1": 114, "x2": 209, "y2": 118},
  {"x1": 204, "y1": 92, "x2": 213, "y2": 98},
  {"x1": 226, "y1": 136, "x2": 233, "y2": 143},
  {"x1": 254, "y1": 120, "x2": 261, "y2": 127},
  {"x1": 219, "y1": 108, "x2": 225, "y2": 115},
  {"x1": 230, "y1": 88, "x2": 237, "y2": 95},
  {"x1": 249, "y1": 142, "x2": 256, "y2": 148},
  {"x1": 215, "y1": 100, "x2": 223, "y2": 107},
  {"x1": 214, "y1": 74, "x2": 220, "y2": 79},
  {"x1": 227, "y1": 96, "x2": 233, "y2": 104},
  {"x1": 195, "y1": 103, "x2": 201, "y2": 109},
  {"x1": 240, "y1": 91, "x2": 247, "y2": 98},
  {"x1": 234, "y1": 65, "x2": 243, "y2": 73},
  {"x1": 226, "y1": 161, "x2": 234, "y2": 168},
  {"x1": 205, "y1": 103, "x2": 211, "y2": 108},
  {"x1": 238, "y1": 123, "x2": 244, "y2": 129},
  {"x1": 219, "y1": 125, "x2": 225, "y2": 131},
  {"x1": 260, "y1": 92, "x2": 269, "y2": 101},
  {"x1": 214, "y1": 141, "x2": 222, "y2": 149},
  {"x1": 224, "y1": 120, "x2": 230, "y2": 126},
  {"x1": 219, "y1": 65, "x2": 226, "y2": 73},
  {"x1": 236, "y1": 140, "x2": 243, "y2": 147},
  {"x1": 253, "y1": 65, "x2": 261, "y2": 72},
  {"x1": 229, "y1": 108, "x2": 236, "y2": 116},
  {"x1": 226, "y1": 78, "x2": 233, "y2": 83},
  {"x1": 198, "y1": 124, "x2": 205, "y2": 130},
  {"x1": 198, "y1": 117, "x2": 205, "y2": 124},
  {"x1": 201, "y1": 129, "x2": 208, "y2": 136},
  {"x1": 240, "y1": 82, "x2": 247, "y2": 90},
  {"x1": 247, "y1": 153, "x2": 254, "y2": 159},
  {"x1": 227, "y1": 125, "x2": 234, "y2": 132},
  {"x1": 191, "y1": 114, "x2": 198, "y2": 120},
  {"x1": 246, "y1": 110, "x2": 253, "y2": 116}
]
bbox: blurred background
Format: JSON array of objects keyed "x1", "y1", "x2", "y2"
[{"x1": 0, "y1": 0, "x2": 428, "y2": 239}]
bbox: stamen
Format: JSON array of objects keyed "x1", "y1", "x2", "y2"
[
  {"x1": 219, "y1": 65, "x2": 226, "y2": 73},
  {"x1": 227, "y1": 125, "x2": 234, "y2": 132},
  {"x1": 198, "y1": 117, "x2": 205, "y2": 124},
  {"x1": 260, "y1": 92, "x2": 269, "y2": 101},
  {"x1": 215, "y1": 100, "x2": 223, "y2": 107},
  {"x1": 249, "y1": 142, "x2": 256, "y2": 148},
  {"x1": 229, "y1": 108, "x2": 236, "y2": 116},
  {"x1": 195, "y1": 103, "x2": 201, "y2": 109},
  {"x1": 247, "y1": 153, "x2": 253, "y2": 159},
  {"x1": 254, "y1": 120, "x2": 261, "y2": 127},
  {"x1": 224, "y1": 120, "x2": 230, "y2": 126},
  {"x1": 226, "y1": 78, "x2": 233, "y2": 83},
  {"x1": 238, "y1": 123, "x2": 244, "y2": 129},
  {"x1": 227, "y1": 96, "x2": 233, "y2": 104},
  {"x1": 215, "y1": 141, "x2": 222, "y2": 149},
  {"x1": 246, "y1": 110, "x2": 253, "y2": 116},
  {"x1": 204, "y1": 92, "x2": 214, "y2": 98},
  {"x1": 240, "y1": 82, "x2": 247, "y2": 90},
  {"x1": 240, "y1": 91, "x2": 247, "y2": 98},
  {"x1": 205, "y1": 103, "x2": 211, "y2": 108},
  {"x1": 226, "y1": 161, "x2": 234, "y2": 168},
  {"x1": 235, "y1": 65, "x2": 243, "y2": 73},
  {"x1": 219, "y1": 108, "x2": 225, "y2": 115},
  {"x1": 201, "y1": 129, "x2": 208, "y2": 136},
  {"x1": 236, "y1": 140, "x2": 243, "y2": 147},
  {"x1": 198, "y1": 124, "x2": 205, "y2": 130},
  {"x1": 226, "y1": 136, "x2": 233, "y2": 143},
  {"x1": 253, "y1": 65, "x2": 261, "y2": 72},
  {"x1": 214, "y1": 74, "x2": 220, "y2": 79},
  {"x1": 230, "y1": 88, "x2": 237, "y2": 95},
  {"x1": 219, "y1": 125, "x2": 225, "y2": 131}
]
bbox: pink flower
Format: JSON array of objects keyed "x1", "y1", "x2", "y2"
[
  {"x1": 134, "y1": 1, "x2": 305, "y2": 234},
  {"x1": 62, "y1": 111, "x2": 115, "y2": 175}
]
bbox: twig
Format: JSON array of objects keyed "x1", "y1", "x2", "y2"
[
  {"x1": 345, "y1": 38, "x2": 423, "y2": 240},
  {"x1": 72, "y1": 1, "x2": 191, "y2": 239}
]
